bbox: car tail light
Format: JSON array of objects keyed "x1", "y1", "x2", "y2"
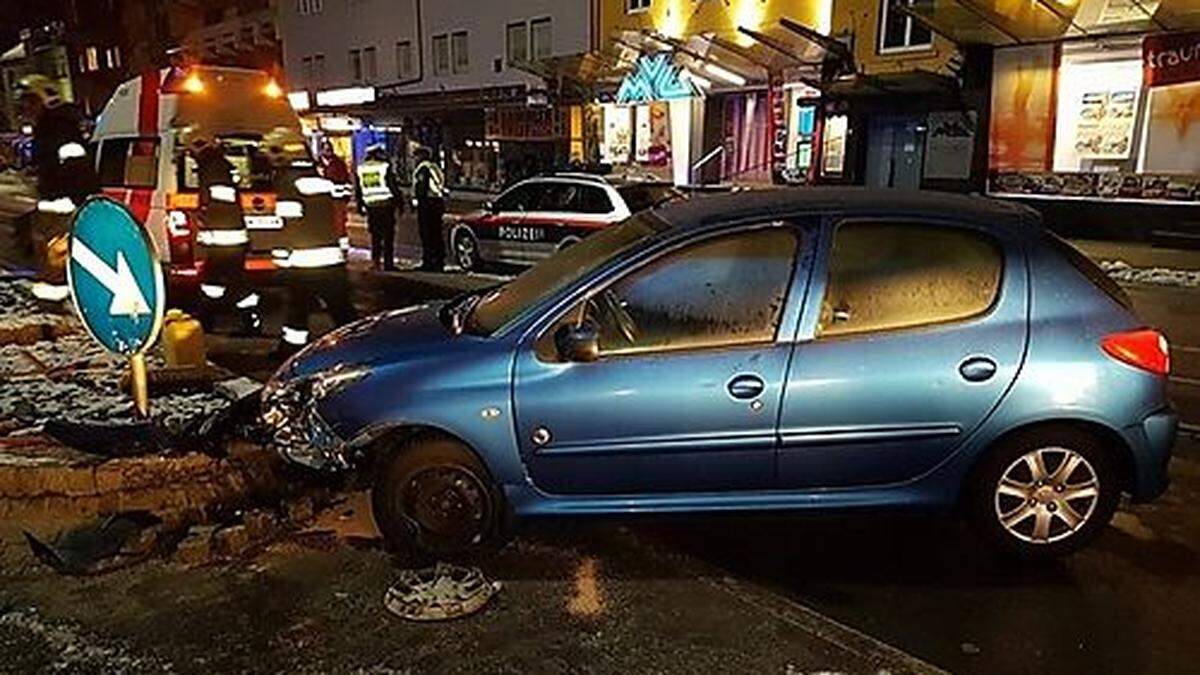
[
  {"x1": 167, "y1": 209, "x2": 196, "y2": 269},
  {"x1": 1101, "y1": 329, "x2": 1170, "y2": 376}
]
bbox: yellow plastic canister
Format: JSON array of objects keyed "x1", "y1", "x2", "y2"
[{"x1": 161, "y1": 309, "x2": 207, "y2": 368}]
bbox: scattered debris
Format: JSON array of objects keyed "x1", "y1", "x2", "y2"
[
  {"x1": 1110, "y1": 511, "x2": 1157, "y2": 541},
  {"x1": 0, "y1": 607, "x2": 168, "y2": 673},
  {"x1": 1100, "y1": 260, "x2": 1200, "y2": 288},
  {"x1": 23, "y1": 512, "x2": 163, "y2": 575},
  {"x1": 961, "y1": 642, "x2": 981, "y2": 655},
  {"x1": 384, "y1": 563, "x2": 501, "y2": 621}
]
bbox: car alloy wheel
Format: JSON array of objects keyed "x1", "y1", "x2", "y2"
[
  {"x1": 453, "y1": 229, "x2": 479, "y2": 271},
  {"x1": 993, "y1": 446, "x2": 1100, "y2": 545}
]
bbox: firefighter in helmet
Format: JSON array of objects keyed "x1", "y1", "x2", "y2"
[
  {"x1": 19, "y1": 75, "x2": 96, "y2": 301},
  {"x1": 274, "y1": 166, "x2": 357, "y2": 352},
  {"x1": 193, "y1": 138, "x2": 261, "y2": 334},
  {"x1": 355, "y1": 144, "x2": 400, "y2": 271},
  {"x1": 412, "y1": 145, "x2": 447, "y2": 271}
]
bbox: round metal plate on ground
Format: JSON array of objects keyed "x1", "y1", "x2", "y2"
[{"x1": 384, "y1": 563, "x2": 501, "y2": 621}]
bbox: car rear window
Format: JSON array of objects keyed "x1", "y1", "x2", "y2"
[{"x1": 1044, "y1": 234, "x2": 1133, "y2": 310}]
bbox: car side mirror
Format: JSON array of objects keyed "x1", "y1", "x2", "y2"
[{"x1": 554, "y1": 321, "x2": 599, "y2": 363}]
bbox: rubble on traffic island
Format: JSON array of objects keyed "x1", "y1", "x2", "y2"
[{"x1": 0, "y1": 278, "x2": 334, "y2": 572}]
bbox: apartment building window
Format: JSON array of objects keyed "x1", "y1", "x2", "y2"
[
  {"x1": 879, "y1": 0, "x2": 932, "y2": 52},
  {"x1": 506, "y1": 21, "x2": 528, "y2": 64},
  {"x1": 85, "y1": 46, "x2": 99, "y2": 72},
  {"x1": 349, "y1": 49, "x2": 363, "y2": 83},
  {"x1": 314, "y1": 54, "x2": 325, "y2": 84},
  {"x1": 451, "y1": 31, "x2": 469, "y2": 74},
  {"x1": 298, "y1": 0, "x2": 323, "y2": 16},
  {"x1": 432, "y1": 34, "x2": 450, "y2": 76},
  {"x1": 302, "y1": 56, "x2": 314, "y2": 84},
  {"x1": 396, "y1": 40, "x2": 414, "y2": 79},
  {"x1": 364, "y1": 46, "x2": 378, "y2": 82},
  {"x1": 628, "y1": 0, "x2": 651, "y2": 13},
  {"x1": 531, "y1": 17, "x2": 552, "y2": 60}
]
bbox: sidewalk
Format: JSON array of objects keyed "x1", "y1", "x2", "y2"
[{"x1": 1072, "y1": 239, "x2": 1200, "y2": 270}]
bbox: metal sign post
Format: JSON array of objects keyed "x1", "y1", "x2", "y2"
[{"x1": 66, "y1": 197, "x2": 165, "y2": 419}]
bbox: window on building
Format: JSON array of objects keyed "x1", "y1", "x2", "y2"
[
  {"x1": 451, "y1": 31, "x2": 469, "y2": 74},
  {"x1": 576, "y1": 228, "x2": 799, "y2": 356},
  {"x1": 106, "y1": 46, "x2": 121, "y2": 69},
  {"x1": 816, "y1": 222, "x2": 1002, "y2": 338},
  {"x1": 302, "y1": 56, "x2": 314, "y2": 84},
  {"x1": 531, "y1": 17, "x2": 552, "y2": 60},
  {"x1": 628, "y1": 0, "x2": 652, "y2": 13},
  {"x1": 298, "y1": 0, "x2": 309, "y2": 15},
  {"x1": 879, "y1": 0, "x2": 933, "y2": 53},
  {"x1": 506, "y1": 21, "x2": 528, "y2": 64},
  {"x1": 432, "y1": 34, "x2": 450, "y2": 76},
  {"x1": 364, "y1": 46, "x2": 377, "y2": 82},
  {"x1": 312, "y1": 0, "x2": 323, "y2": 13},
  {"x1": 349, "y1": 48, "x2": 363, "y2": 82},
  {"x1": 314, "y1": 53, "x2": 325, "y2": 84},
  {"x1": 85, "y1": 46, "x2": 99, "y2": 72},
  {"x1": 396, "y1": 40, "x2": 414, "y2": 79}
]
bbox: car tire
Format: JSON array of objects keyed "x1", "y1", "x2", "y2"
[
  {"x1": 967, "y1": 425, "x2": 1121, "y2": 559},
  {"x1": 372, "y1": 434, "x2": 505, "y2": 560},
  {"x1": 451, "y1": 227, "x2": 483, "y2": 273}
]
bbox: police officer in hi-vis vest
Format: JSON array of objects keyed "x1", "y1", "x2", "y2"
[
  {"x1": 412, "y1": 146, "x2": 447, "y2": 272},
  {"x1": 355, "y1": 145, "x2": 400, "y2": 271}
]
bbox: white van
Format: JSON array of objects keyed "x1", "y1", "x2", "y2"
[{"x1": 91, "y1": 66, "x2": 333, "y2": 282}]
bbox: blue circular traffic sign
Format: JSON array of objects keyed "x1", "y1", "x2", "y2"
[{"x1": 67, "y1": 197, "x2": 165, "y2": 356}]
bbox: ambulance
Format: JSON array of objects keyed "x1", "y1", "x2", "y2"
[{"x1": 90, "y1": 66, "x2": 344, "y2": 283}]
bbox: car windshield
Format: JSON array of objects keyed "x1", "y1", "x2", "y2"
[{"x1": 464, "y1": 211, "x2": 670, "y2": 335}]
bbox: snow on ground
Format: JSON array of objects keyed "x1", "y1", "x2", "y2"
[{"x1": 1101, "y1": 261, "x2": 1200, "y2": 289}]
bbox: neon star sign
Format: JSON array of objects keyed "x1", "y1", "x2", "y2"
[{"x1": 616, "y1": 53, "x2": 699, "y2": 104}]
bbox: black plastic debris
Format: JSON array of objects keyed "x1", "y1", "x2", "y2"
[
  {"x1": 384, "y1": 563, "x2": 501, "y2": 621},
  {"x1": 23, "y1": 512, "x2": 163, "y2": 576}
]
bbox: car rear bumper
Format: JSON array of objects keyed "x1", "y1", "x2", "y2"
[{"x1": 1123, "y1": 408, "x2": 1177, "y2": 502}]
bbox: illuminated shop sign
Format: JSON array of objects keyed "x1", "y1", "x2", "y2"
[{"x1": 616, "y1": 53, "x2": 699, "y2": 104}]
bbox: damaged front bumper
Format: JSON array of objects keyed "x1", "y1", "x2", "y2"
[{"x1": 261, "y1": 365, "x2": 370, "y2": 471}]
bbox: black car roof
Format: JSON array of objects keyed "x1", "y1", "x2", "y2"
[{"x1": 653, "y1": 186, "x2": 1042, "y2": 231}]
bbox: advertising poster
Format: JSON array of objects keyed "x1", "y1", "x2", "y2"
[
  {"x1": 924, "y1": 111, "x2": 977, "y2": 180},
  {"x1": 1141, "y1": 81, "x2": 1200, "y2": 175},
  {"x1": 601, "y1": 104, "x2": 632, "y2": 164},
  {"x1": 989, "y1": 45, "x2": 1057, "y2": 172},
  {"x1": 1074, "y1": 89, "x2": 1139, "y2": 160}
]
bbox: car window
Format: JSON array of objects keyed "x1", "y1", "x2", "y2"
[
  {"x1": 533, "y1": 182, "x2": 584, "y2": 212},
  {"x1": 98, "y1": 138, "x2": 159, "y2": 188},
  {"x1": 493, "y1": 183, "x2": 539, "y2": 212},
  {"x1": 577, "y1": 186, "x2": 613, "y2": 214},
  {"x1": 817, "y1": 221, "x2": 1002, "y2": 338},
  {"x1": 467, "y1": 211, "x2": 671, "y2": 335},
  {"x1": 617, "y1": 184, "x2": 678, "y2": 213},
  {"x1": 566, "y1": 227, "x2": 798, "y2": 357}
]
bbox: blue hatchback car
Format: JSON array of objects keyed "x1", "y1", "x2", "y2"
[{"x1": 263, "y1": 188, "x2": 1176, "y2": 559}]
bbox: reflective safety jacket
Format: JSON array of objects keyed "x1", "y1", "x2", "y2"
[
  {"x1": 270, "y1": 172, "x2": 347, "y2": 270},
  {"x1": 196, "y1": 149, "x2": 248, "y2": 247},
  {"x1": 356, "y1": 159, "x2": 395, "y2": 206},
  {"x1": 414, "y1": 160, "x2": 447, "y2": 202}
]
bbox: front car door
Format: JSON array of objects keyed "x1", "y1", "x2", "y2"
[
  {"x1": 777, "y1": 218, "x2": 1027, "y2": 488},
  {"x1": 513, "y1": 221, "x2": 813, "y2": 494}
]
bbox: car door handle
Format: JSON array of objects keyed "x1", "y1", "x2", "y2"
[
  {"x1": 959, "y1": 356, "x2": 998, "y2": 383},
  {"x1": 727, "y1": 374, "x2": 765, "y2": 400}
]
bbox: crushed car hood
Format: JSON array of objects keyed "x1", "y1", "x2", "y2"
[{"x1": 283, "y1": 304, "x2": 452, "y2": 378}]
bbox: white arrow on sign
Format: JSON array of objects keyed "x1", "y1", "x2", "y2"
[{"x1": 71, "y1": 239, "x2": 151, "y2": 318}]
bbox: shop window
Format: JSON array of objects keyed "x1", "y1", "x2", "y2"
[
  {"x1": 506, "y1": 21, "x2": 528, "y2": 64},
  {"x1": 531, "y1": 18, "x2": 552, "y2": 60},
  {"x1": 98, "y1": 138, "x2": 160, "y2": 189},
  {"x1": 579, "y1": 228, "x2": 799, "y2": 357},
  {"x1": 628, "y1": 0, "x2": 652, "y2": 14},
  {"x1": 817, "y1": 222, "x2": 1001, "y2": 339},
  {"x1": 396, "y1": 41, "x2": 414, "y2": 79},
  {"x1": 822, "y1": 114, "x2": 848, "y2": 176},
  {"x1": 879, "y1": 0, "x2": 932, "y2": 53},
  {"x1": 349, "y1": 49, "x2": 363, "y2": 83},
  {"x1": 364, "y1": 46, "x2": 377, "y2": 82},
  {"x1": 451, "y1": 31, "x2": 469, "y2": 74},
  {"x1": 432, "y1": 34, "x2": 450, "y2": 76}
]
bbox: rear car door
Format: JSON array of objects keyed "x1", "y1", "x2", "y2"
[
  {"x1": 473, "y1": 182, "x2": 537, "y2": 263},
  {"x1": 513, "y1": 222, "x2": 812, "y2": 494},
  {"x1": 777, "y1": 218, "x2": 1028, "y2": 488}
]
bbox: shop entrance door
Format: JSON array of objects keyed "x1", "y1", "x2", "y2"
[{"x1": 865, "y1": 114, "x2": 927, "y2": 189}]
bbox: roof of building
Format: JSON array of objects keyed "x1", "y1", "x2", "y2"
[{"x1": 654, "y1": 186, "x2": 1042, "y2": 230}]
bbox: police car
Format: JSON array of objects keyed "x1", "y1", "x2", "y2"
[{"x1": 447, "y1": 174, "x2": 680, "y2": 271}]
